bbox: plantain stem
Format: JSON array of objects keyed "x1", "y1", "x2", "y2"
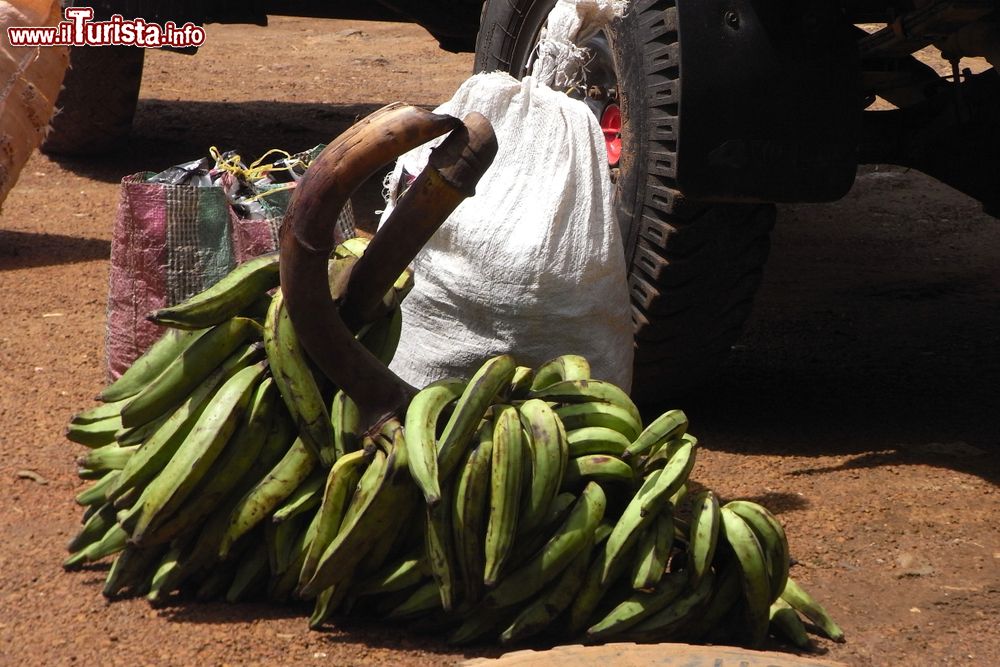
[
  {"x1": 280, "y1": 106, "x2": 496, "y2": 430},
  {"x1": 341, "y1": 112, "x2": 498, "y2": 329}
]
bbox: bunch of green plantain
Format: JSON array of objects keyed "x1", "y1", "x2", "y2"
[
  {"x1": 64, "y1": 237, "x2": 409, "y2": 604},
  {"x1": 65, "y1": 245, "x2": 843, "y2": 652}
]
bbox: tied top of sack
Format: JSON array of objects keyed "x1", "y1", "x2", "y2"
[{"x1": 530, "y1": 0, "x2": 628, "y2": 90}]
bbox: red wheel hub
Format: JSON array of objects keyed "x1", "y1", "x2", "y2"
[{"x1": 600, "y1": 103, "x2": 622, "y2": 166}]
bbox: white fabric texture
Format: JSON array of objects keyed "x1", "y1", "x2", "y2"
[
  {"x1": 379, "y1": 0, "x2": 632, "y2": 389},
  {"x1": 531, "y1": 0, "x2": 627, "y2": 88}
]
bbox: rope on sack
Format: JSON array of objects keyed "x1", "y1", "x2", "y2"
[
  {"x1": 531, "y1": 0, "x2": 629, "y2": 91},
  {"x1": 209, "y1": 146, "x2": 320, "y2": 201}
]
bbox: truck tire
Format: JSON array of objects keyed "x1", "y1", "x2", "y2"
[
  {"x1": 41, "y1": 45, "x2": 144, "y2": 156},
  {"x1": 475, "y1": 0, "x2": 775, "y2": 402}
]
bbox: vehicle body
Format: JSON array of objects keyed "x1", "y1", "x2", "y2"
[{"x1": 45, "y1": 0, "x2": 1000, "y2": 401}]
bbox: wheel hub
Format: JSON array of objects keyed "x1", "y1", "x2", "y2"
[{"x1": 600, "y1": 103, "x2": 622, "y2": 166}]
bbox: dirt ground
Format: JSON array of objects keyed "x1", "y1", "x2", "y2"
[{"x1": 1, "y1": 16, "x2": 998, "y2": 667}]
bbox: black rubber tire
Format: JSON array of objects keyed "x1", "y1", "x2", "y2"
[
  {"x1": 41, "y1": 45, "x2": 144, "y2": 156},
  {"x1": 475, "y1": 0, "x2": 776, "y2": 402}
]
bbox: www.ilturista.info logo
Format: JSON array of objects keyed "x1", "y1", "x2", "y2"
[{"x1": 6, "y1": 7, "x2": 206, "y2": 48}]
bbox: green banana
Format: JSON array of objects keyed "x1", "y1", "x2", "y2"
[
  {"x1": 66, "y1": 416, "x2": 122, "y2": 448},
  {"x1": 264, "y1": 289, "x2": 336, "y2": 467},
  {"x1": 64, "y1": 523, "x2": 128, "y2": 569},
  {"x1": 506, "y1": 491, "x2": 578, "y2": 572},
  {"x1": 77, "y1": 444, "x2": 136, "y2": 472},
  {"x1": 335, "y1": 236, "x2": 369, "y2": 259},
  {"x1": 689, "y1": 490, "x2": 721, "y2": 588},
  {"x1": 587, "y1": 569, "x2": 689, "y2": 640},
  {"x1": 516, "y1": 398, "x2": 568, "y2": 535},
  {"x1": 567, "y1": 526, "x2": 634, "y2": 635},
  {"x1": 566, "y1": 426, "x2": 631, "y2": 457},
  {"x1": 358, "y1": 304, "x2": 402, "y2": 366},
  {"x1": 309, "y1": 585, "x2": 351, "y2": 630},
  {"x1": 226, "y1": 541, "x2": 269, "y2": 602},
  {"x1": 102, "y1": 543, "x2": 165, "y2": 599},
  {"x1": 641, "y1": 433, "x2": 699, "y2": 474},
  {"x1": 219, "y1": 436, "x2": 318, "y2": 558},
  {"x1": 195, "y1": 566, "x2": 234, "y2": 602},
  {"x1": 685, "y1": 564, "x2": 741, "y2": 643},
  {"x1": 561, "y1": 454, "x2": 634, "y2": 489},
  {"x1": 148, "y1": 252, "x2": 280, "y2": 329},
  {"x1": 330, "y1": 389, "x2": 363, "y2": 461},
  {"x1": 425, "y1": 480, "x2": 458, "y2": 611},
  {"x1": 780, "y1": 576, "x2": 845, "y2": 643},
  {"x1": 358, "y1": 551, "x2": 429, "y2": 596},
  {"x1": 74, "y1": 471, "x2": 120, "y2": 507},
  {"x1": 499, "y1": 535, "x2": 594, "y2": 644},
  {"x1": 267, "y1": 516, "x2": 313, "y2": 602},
  {"x1": 144, "y1": 544, "x2": 184, "y2": 605},
  {"x1": 669, "y1": 482, "x2": 689, "y2": 509},
  {"x1": 631, "y1": 508, "x2": 674, "y2": 591},
  {"x1": 299, "y1": 446, "x2": 373, "y2": 588},
  {"x1": 507, "y1": 366, "x2": 534, "y2": 400},
  {"x1": 623, "y1": 408, "x2": 688, "y2": 461},
  {"x1": 144, "y1": 377, "x2": 279, "y2": 545},
  {"x1": 300, "y1": 431, "x2": 412, "y2": 597},
  {"x1": 122, "y1": 361, "x2": 266, "y2": 545},
  {"x1": 120, "y1": 318, "x2": 261, "y2": 428},
  {"x1": 725, "y1": 499, "x2": 790, "y2": 603},
  {"x1": 272, "y1": 470, "x2": 325, "y2": 523},
  {"x1": 625, "y1": 568, "x2": 716, "y2": 642},
  {"x1": 530, "y1": 354, "x2": 591, "y2": 390},
  {"x1": 484, "y1": 481, "x2": 606, "y2": 609},
  {"x1": 385, "y1": 580, "x2": 442, "y2": 620},
  {"x1": 70, "y1": 399, "x2": 128, "y2": 425},
  {"x1": 452, "y1": 421, "x2": 494, "y2": 605},
  {"x1": 114, "y1": 411, "x2": 170, "y2": 447},
  {"x1": 437, "y1": 354, "x2": 516, "y2": 482},
  {"x1": 403, "y1": 378, "x2": 465, "y2": 506},
  {"x1": 266, "y1": 511, "x2": 309, "y2": 577},
  {"x1": 770, "y1": 597, "x2": 811, "y2": 648},
  {"x1": 529, "y1": 379, "x2": 641, "y2": 429},
  {"x1": 600, "y1": 469, "x2": 671, "y2": 586},
  {"x1": 98, "y1": 327, "x2": 208, "y2": 403},
  {"x1": 637, "y1": 439, "x2": 696, "y2": 515},
  {"x1": 554, "y1": 402, "x2": 641, "y2": 442},
  {"x1": 359, "y1": 471, "x2": 420, "y2": 582},
  {"x1": 719, "y1": 506, "x2": 771, "y2": 647},
  {"x1": 67, "y1": 502, "x2": 117, "y2": 553},
  {"x1": 484, "y1": 405, "x2": 525, "y2": 587}
]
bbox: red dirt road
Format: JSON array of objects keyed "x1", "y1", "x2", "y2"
[{"x1": 1, "y1": 17, "x2": 998, "y2": 667}]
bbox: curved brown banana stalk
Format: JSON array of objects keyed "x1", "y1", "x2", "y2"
[
  {"x1": 280, "y1": 106, "x2": 497, "y2": 429},
  {"x1": 340, "y1": 112, "x2": 499, "y2": 329}
]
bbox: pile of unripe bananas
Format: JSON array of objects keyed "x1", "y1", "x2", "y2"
[
  {"x1": 64, "y1": 246, "x2": 842, "y2": 650},
  {"x1": 64, "y1": 104, "x2": 843, "y2": 651}
]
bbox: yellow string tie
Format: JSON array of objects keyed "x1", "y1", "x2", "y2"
[{"x1": 209, "y1": 146, "x2": 317, "y2": 202}]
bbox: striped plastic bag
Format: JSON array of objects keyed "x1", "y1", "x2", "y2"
[
  {"x1": 105, "y1": 173, "x2": 241, "y2": 379},
  {"x1": 104, "y1": 149, "x2": 355, "y2": 379}
]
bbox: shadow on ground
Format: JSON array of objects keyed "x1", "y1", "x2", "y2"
[
  {"x1": 0, "y1": 230, "x2": 111, "y2": 270},
  {"x1": 651, "y1": 173, "x2": 1000, "y2": 486}
]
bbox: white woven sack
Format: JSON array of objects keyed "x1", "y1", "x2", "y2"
[{"x1": 380, "y1": 0, "x2": 632, "y2": 389}]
